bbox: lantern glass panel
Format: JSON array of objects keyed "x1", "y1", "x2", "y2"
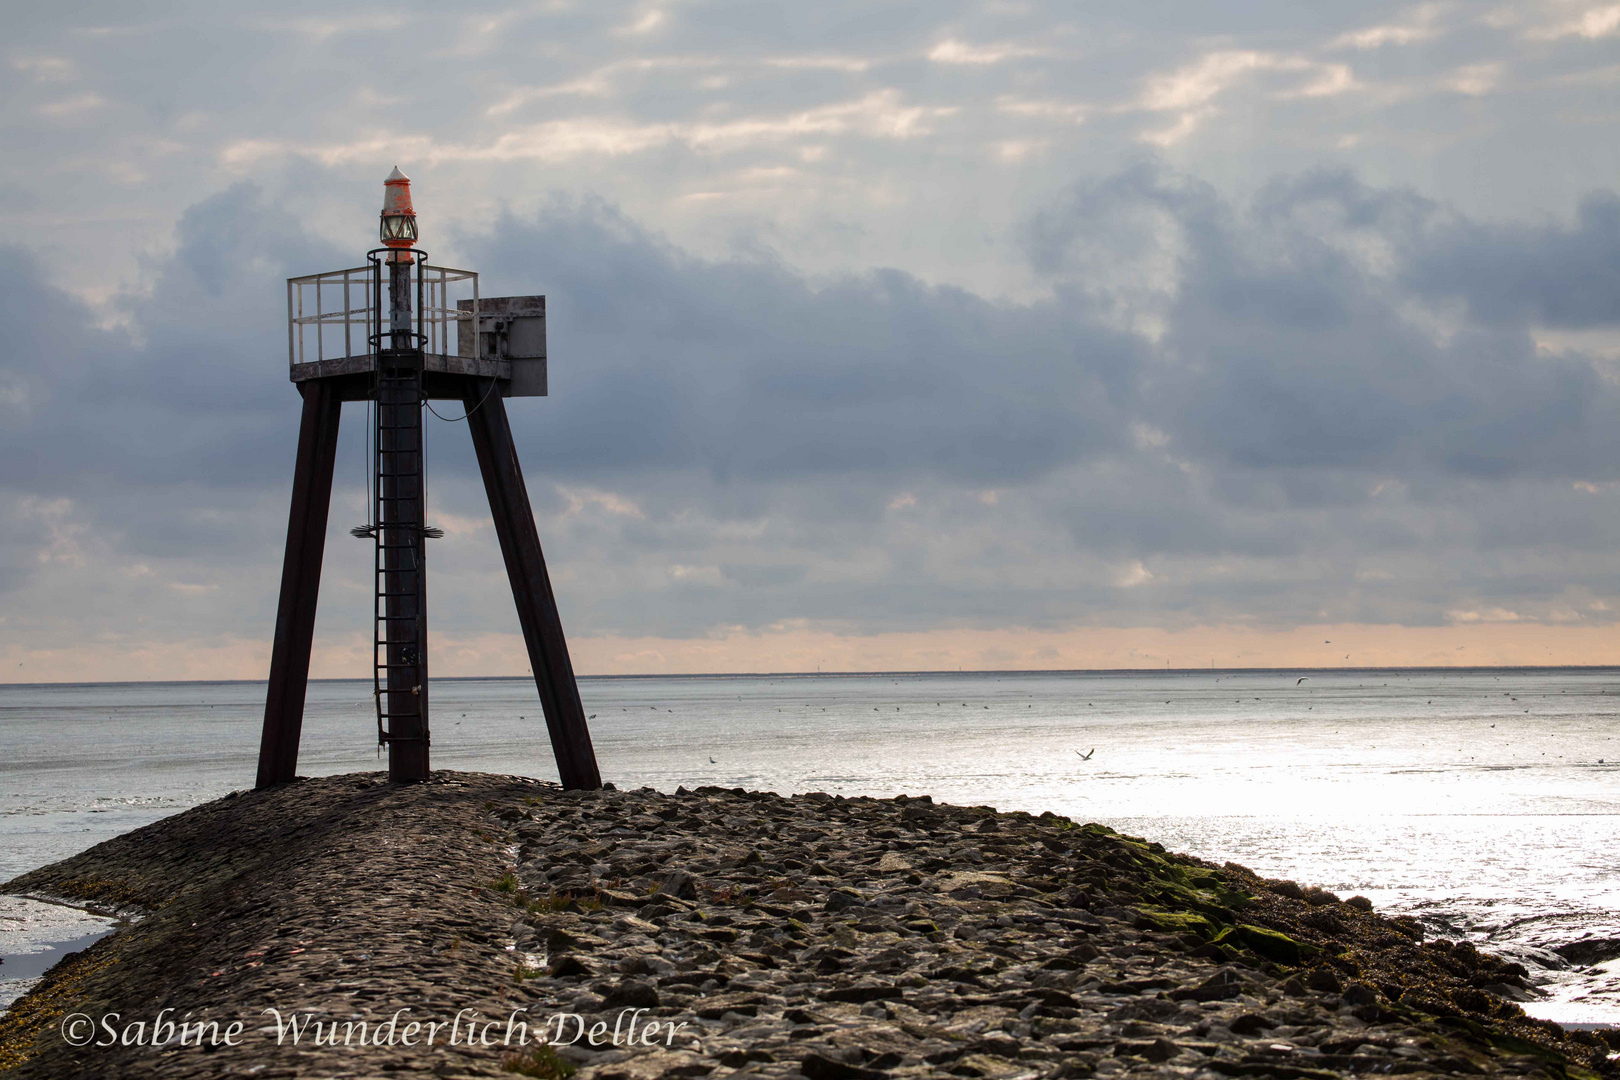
[{"x1": 380, "y1": 214, "x2": 417, "y2": 242}]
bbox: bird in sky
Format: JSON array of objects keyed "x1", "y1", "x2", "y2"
[
  {"x1": 1297, "y1": 677, "x2": 1309, "y2": 685},
  {"x1": 1076, "y1": 748, "x2": 1096, "y2": 760}
]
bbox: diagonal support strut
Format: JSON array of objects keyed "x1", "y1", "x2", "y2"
[
  {"x1": 257, "y1": 380, "x2": 342, "y2": 788},
  {"x1": 465, "y1": 388, "x2": 602, "y2": 790}
]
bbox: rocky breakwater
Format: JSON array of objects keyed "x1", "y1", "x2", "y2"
[{"x1": 0, "y1": 772, "x2": 1615, "y2": 1079}]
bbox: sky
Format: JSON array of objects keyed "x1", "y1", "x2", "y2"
[{"x1": 5, "y1": 0, "x2": 1620, "y2": 679}]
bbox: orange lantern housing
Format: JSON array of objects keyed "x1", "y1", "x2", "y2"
[{"x1": 379, "y1": 166, "x2": 417, "y2": 249}]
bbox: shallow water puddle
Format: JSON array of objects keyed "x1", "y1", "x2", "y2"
[{"x1": 0, "y1": 895, "x2": 119, "y2": 1011}]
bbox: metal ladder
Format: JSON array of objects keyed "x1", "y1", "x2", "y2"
[{"x1": 371, "y1": 356, "x2": 429, "y2": 748}]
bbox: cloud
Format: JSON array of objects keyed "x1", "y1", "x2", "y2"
[
  {"x1": 1330, "y1": 4, "x2": 1448, "y2": 49},
  {"x1": 1442, "y1": 62, "x2": 1502, "y2": 96},
  {"x1": 5, "y1": 163, "x2": 1620, "y2": 673},
  {"x1": 12, "y1": 55, "x2": 77, "y2": 81},
  {"x1": 221, "y1": 91, "x2": 947, "y2": 174},
  {"x1": 928, "y1": 40, "x2": 1043, "y2": 65},
  {"x1": 11, "y1": 0, "x2": 1620, "y2": 321},
  {"x1": 465, "y1": 197, "x2": 1140, "y2": 484},
  {"x1": 1402, "y1": 189, "x2": 1620, "y2": 329},
  {"x1": 1136, "y1": 50, "x2": 1359, "y2": 145},
  {"x1": 37, "y1": 93, "x2": 107, "y2": 117},
  {"x1": 265, "y1": 13, "x2": 408, "y2": 41},
  {"x1": 1526, "y1": 3, "x2": 1620, "y2": 40}
]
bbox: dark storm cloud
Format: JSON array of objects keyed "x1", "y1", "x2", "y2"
[
  {"x1": 0, "y1": 185, "x2": 345, "y2": 495},
  {"x1": 1033, "y1": 165, "x2": 1620, "y2": 482},
  {"x1": 467, "y1": 202, "x2": 1142, "y2": 484},
  {"x1": 1405, "y1": 190, "x2": 1620, "y2": 329}
]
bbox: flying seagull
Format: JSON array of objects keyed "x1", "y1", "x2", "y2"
[
  {"x1": 1075, "y1": 748, "x2": 1096, "y2": 760},
  {"x1": 1297, "y1": 677, "x2": 1309, "y2": 685},
  {"x1": 709, "y1": 757, "x2": 716, "y2": 764}
]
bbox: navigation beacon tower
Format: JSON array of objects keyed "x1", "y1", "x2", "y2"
[{"x1": 255, "y1": 168, "x2": 601, "y2": 790}]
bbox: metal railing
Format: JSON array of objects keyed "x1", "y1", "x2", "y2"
[
  {"x1": 418, "y1": 262, "x2": 479, "y2": 359},
  {"x1": 287, "y1": 256, "x2": 480, "y2": 369},
  {"x1": 287, "y1": 265, "x2": 373, "y2": 367}
]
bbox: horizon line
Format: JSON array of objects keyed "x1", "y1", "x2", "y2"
[{"x1": 3, "y1": 662, "x2": 1619, "y2": 689}]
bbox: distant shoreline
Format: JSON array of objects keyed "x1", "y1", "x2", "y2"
[{"x1": 4, "y1": 664, "x2": 1620, "y2": 689}]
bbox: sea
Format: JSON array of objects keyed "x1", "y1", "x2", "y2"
[{"x1": 1, "y1": 668, "x2": 1616, "y2": 1025}]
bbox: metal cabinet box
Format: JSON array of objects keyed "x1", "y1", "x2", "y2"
[{"x1": 458, "y1": 295, "x2": 547, "y2": 397}]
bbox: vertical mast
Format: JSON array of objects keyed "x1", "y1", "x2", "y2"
[{"x1": 376, "y1": 167, "x2": 429, "y2": 781}]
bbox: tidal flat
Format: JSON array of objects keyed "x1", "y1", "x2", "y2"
[{"x1": 0, "y1": 772, "x2": 1615, "y2": 1078}]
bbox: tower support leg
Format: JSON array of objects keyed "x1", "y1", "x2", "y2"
[
  {"x1": 465, "y1": 388, "x2": 602, "y2": 790},
  {"x1": 256, "y1": 381, "x2": 342, "y2": 789}
]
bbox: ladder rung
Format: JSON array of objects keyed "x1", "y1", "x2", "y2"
[{"x1": 371, "y1": 372, "x2": 429, "y2": 735}]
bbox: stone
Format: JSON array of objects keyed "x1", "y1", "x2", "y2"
[
  {"x1": 601, "y1": 979, "x2": 660, "y2": 1009},
  {"x1": 1115, "y1": 1037, "x2": 1180, "y2": 1063},
  {"x1": 1170, "y1": 968, "x2": 1245, "y2": 1002},
  {"x1": 1343, "y1": 981, "x2": 1378, "y2": 1006},
  {"x1": 2, "y1": 771, "x2": 1609, "y2": 1080},
  {"x1": 1305, "y1": 966, "x2": 1343, "y2": 993},
  {"x1": 659, "y1": 872, "x2": 698, "y2": 900},
  {"x1": 799, "y1": 1051, "x2": 887, "y2": 1080},
  {"x1": 824, "y1": 890, "x2": 865, "y2": 912},
  {"x1": 821, "y1": 984, "x2": 903, "y2": 1003},
  {"x1": 1267, "y1": 879, "x2": 1306, "y2": 900}
]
